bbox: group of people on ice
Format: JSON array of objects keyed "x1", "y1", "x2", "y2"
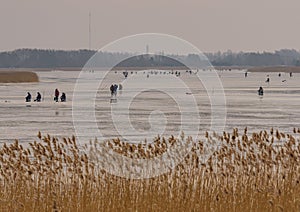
[
  {"x1": 256, "y1": 72, "x2": 294, "y2": 96},
  {"x1": 109, "y1": 84, "x2": 122, "y2": 103},
  {"x1": 54, "y1": 89, "x2": 66, "y2": 102},
  {"x1": 25, "y1": 92, "x2": 42, "y2": 102},
  {"x1": 25, "y1": 88, "x2": 66, "y2": 102}
]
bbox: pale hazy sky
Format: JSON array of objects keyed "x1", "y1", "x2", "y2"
[{"x1": 1, "y1": 0, "x2": 300, "y2": 52}]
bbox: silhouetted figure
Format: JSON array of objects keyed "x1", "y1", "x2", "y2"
[
  {"x1": 245, "y1": 72, "x2": 248, "y2": 77},
  {"x1": 278, "y1": 73, "x2": 281, "y2": 77},
  {"x1": 113, "y1": 84, "x2": 118, "y2": 96},
  {"x1": 60, "y1": 93, "x2": 66, "y2": 102},
  {"x1": 34, "y1": 92, "x2": 41, "y2": 102},
  {"x1": 290, "y1": 72, "x2": 293, "y2": 77},
  {"x1": 110, "y1": 84, "x2": 114, "y2": 96},
  {"x1": 54, "y1": 89, "x2": 59, "y2": 102},
  {"x1": 258, "y1": 87, "x2": 264, "y2": 96},
  {"x1": 25, "y1": 92, "x2": 31, "y2": 102},
  {"x1": 123, "y1": 71, "x2": 128, "y2": 78},
  {"x1": 265, "y1": 77, "x2": 270, "y2": 83},
  {"x1": 110, "y1": 84, "x2": 118, "y2": 103}
]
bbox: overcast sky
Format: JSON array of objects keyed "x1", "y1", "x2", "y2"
[{"x1": 1, "y1": 0, "x2": 300, "y2": 52}]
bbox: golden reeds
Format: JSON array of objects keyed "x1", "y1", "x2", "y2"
[{"x1": 0, "y1": 128, "x2": 300, "y2": 211}]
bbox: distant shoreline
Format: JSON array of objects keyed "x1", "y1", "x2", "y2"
[
  {"x1": 1, "y1": 66, "x2": 300, "y2": 74},
  {"x1": 247, "y1": 66, "x2": 300, "y2": 73}
]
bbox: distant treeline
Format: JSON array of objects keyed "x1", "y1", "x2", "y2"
[
  {"x1": 0, "y1": 48, "x2": 300, "y2": 68},
  {"x1": 206, "y1": 49, "x2": 300, "y2": 67}
]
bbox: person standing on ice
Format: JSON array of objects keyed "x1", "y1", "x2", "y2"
[
  {"x1": 54, "y1": 88, "x2": 59, "y2": 102},
  {"x1": 258, "y1": 86, "x2": 264, "y2": 96},
  {"x1": 110, "y1": 84, "x2": 114, "y2": 96},
  {"x1": 110, "y1": 84, "x2": 118, "y2": 103},
  {"x1": 113, "y1": 84, "x2": 118, "y2": 96}
]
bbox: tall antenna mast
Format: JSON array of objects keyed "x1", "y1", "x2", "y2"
[{"x1": 89, "y1": 12, "x2": 91, "y2": 50}]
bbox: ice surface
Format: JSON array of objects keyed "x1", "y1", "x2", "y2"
[{"x1": 0, "y1": 69, "x2": 299, "y2": 145}]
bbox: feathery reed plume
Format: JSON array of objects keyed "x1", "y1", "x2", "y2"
[{"x1": 0, "y1": 129, "x2": 299, "y2": 211}]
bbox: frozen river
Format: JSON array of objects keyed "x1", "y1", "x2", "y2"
[{"x1": 0, "y1": 69, "x2": 300, "y2": 145}]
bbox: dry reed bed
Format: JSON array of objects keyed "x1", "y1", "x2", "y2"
[
  {"x1": 0, "y1": 128, "x2": 300, "y2": 211},
  {"x1": 0, "y1": 71, "x2": 39, "y2": 83}
]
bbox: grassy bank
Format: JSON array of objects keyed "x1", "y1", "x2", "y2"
[{"x1": 0, "y1": 71, "x2": 39, "y2": 83}]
